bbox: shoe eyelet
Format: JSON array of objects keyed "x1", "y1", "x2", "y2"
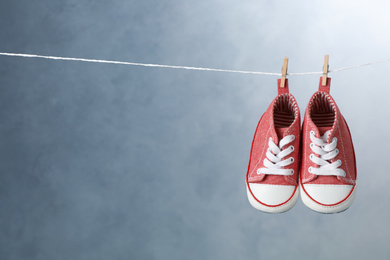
[
  {"x1": 335, "y1": 148, "x2": 339, "y2": 154},
  {"x1": 257, "y1": 169, "x2": 261, "y2": 175},
  {"x1": 310, "y1": 131, "x2": 315, "y2": 136},
  {"x1": 290, "y1": 157, "x2": 294, "y2": 163},
  {"x1": 290, "y1": 145, "x2": 294, "y2": 151},
  {"x1": 291, "y1": 135, "x2": 295, "y2": 140},
  {"x1": 290, "y1": 169, "x2": 294, "y2": 175},
  {"x1": 308, "y1": 166, "x2": 313, "y2": 173},
  {"x1": 310, "y1": 143, "x2": 314, "y2": 148},
  {"x1": 309, "y1": 154, "x2": 314, "y2": 159},
  {"x1": 333, "y1": 137, "x2": 338, "y2": 143}
]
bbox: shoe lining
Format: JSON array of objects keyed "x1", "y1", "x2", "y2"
[
  {"x1": 310, "y1": 93, "x2": 335, "y2": 127},
  {"x1": 274, "y1": 94, "x2": 296, "y2": 128}
]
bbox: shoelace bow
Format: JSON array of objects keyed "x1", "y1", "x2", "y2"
[
  {"x1": 308, "y1": 130, "x2": 346, "y2": 177},
  {"x1": 257, "y1": 135, "x2": 295, "y2": 176}
]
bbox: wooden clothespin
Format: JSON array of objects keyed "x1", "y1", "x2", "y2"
[
  {"x1": 281, "y1": 57, "x2": 288, "y2": 88},
  {"x1": 322, "y1": 54, "x2": 329, "y2": 86}
]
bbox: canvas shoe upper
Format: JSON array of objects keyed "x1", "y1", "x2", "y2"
[
  {"x1": 300, "y1": 77, "x2": 357, "y2": 214},
  {"x1": 246, "y1": 79, "x2": 301, "y2": 213}
]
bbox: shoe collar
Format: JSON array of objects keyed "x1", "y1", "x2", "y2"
[{"x1": 306, "y1": 77, "x2": 340, "y2": 143}]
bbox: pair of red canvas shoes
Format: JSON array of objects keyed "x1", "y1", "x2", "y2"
[{"x1": 246, "y1": 77, "x2": 357, "y2": 214}]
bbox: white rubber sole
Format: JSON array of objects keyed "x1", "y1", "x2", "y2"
[
  {"x1": 300, "y1": 183, "x2": 357, "y2": 214},
  {"x1": 246, "y1": 184, "x2": 299, "y2": 213}
]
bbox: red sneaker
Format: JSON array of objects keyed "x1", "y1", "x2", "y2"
[
  {"x1": 246, "y1": 79, "x2": 301, "y2": 213},
  {"x1": 300, "y1": 77, "x2": 357, "y2": 214}
]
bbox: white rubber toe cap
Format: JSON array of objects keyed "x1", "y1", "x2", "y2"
[
  {"x1": 246, "y1": 183, "x2": 299, "y2": 213},
  {"x1": 248, "y1": 183, "x2": 296, "y2": 205},
  {"x1": 301, "y1": 183, "x2": 357, "y2": 214},
  {"x1": 302, "y1": 184, "x2": 353, "y2": 205}
]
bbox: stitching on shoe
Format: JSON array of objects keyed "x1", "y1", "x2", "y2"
[
  {"x1": 337, "y1": 120, "x2": 353, "y2": 182},
  {"x1": 285, "y1": 94, "x2": 299, "y2": 136},
  {"x1": 285, "y1": 122, "x2": 297, "y2": 185},
  {"x1": 302, "y1": 129, "x2": 312, "y2": 183}
]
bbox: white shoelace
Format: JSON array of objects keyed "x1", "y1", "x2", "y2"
[
  {"x1": 257, "y1": 135, "x2": 295, "y2": 176},
  {"x1": 308, "y1": 130, "x2": 346, "y2": 177}
]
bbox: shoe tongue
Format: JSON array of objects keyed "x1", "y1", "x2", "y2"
[
  {"x1": 317, "y1": 126, "x2": 333, "y2": 142},
  {"x1": 317, "y1": 126, "x2": 332, "y2": 136},
  {"x1": 275, "y1": 127, "x2": 289, "y2": 140}
]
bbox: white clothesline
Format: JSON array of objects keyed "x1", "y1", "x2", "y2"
[{"x1": 1, "y1": 52, "x2": 390, "y2": 76}]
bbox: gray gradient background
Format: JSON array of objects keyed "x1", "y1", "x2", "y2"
[{"x1": 0, "y1": 1, "x2": 389, "y2": 259}]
